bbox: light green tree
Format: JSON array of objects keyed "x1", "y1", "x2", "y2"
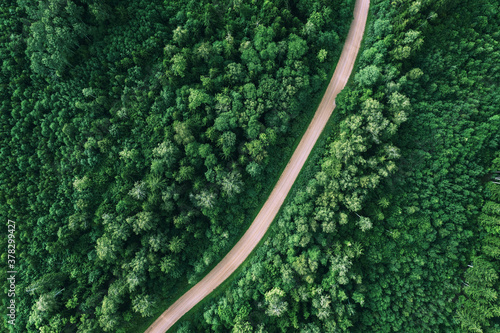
[{"x1": 265, "y1": 287, "x2": 288, "y2": 317}]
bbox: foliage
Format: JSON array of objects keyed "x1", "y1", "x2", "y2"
[
  {"x1": 2, "y1": 0, "x2": 499, "y2": 331},
  {"x1": 456, "y1": 154, "x2": 500, "y2": 332},
  {"x1": 0, "y1": 0, "x2": 354, "y2": 331},
  {"x1": 181, "y1": 0, "x2": 500, "y2": 332}
]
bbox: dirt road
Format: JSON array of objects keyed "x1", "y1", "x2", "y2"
[{"x1": 145, "y1": 0, "x2": 369, "y2": 331}]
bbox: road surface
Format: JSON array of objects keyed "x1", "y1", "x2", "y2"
[{"x1": 145, "y1": 0, "x2": 369, "y2": 331}]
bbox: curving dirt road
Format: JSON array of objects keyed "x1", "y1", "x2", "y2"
[{"x1": 145, "y1": 0, "x2": 369, "y2": 331}]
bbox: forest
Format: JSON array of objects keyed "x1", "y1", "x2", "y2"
[
  {"x1": 1, "y1": 0, "x2": 354, "y2": 331},
  {"x1": 1, "y1": 0, "x2": 499, "y2": 332},
  {"x1": 170, "y1": 0, "x2": 500, "y2": 332}
]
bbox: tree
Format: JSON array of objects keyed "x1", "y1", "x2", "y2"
[
  {"x1": 219, "y1": 171, "x2": 243, "y2": 198},
  {"x1": 132, "y1": 294, "x2": 157, "y2": 317},
  {"x1": 35, "y1": 293, "x2": 57, "y2": 312},
  {"x1": 173, "y1": 121, "x2": 195, "y2": 145},
  {"x1": 246, "y1": 162, "x2": 262, "y2": 178},
  {"x1": 192, "y1": 190, "x2": 217, "y2": 209},
  {"x1": 99, "y1": 296, "x2": 120, "y2": 332},
  {"x1": 160, "y1": 255, "x2": 177, "y2": 275},
  {"x1": 188, "y1": 89, "x2": 211, "y2": 110},
  {"x1": 232, "y1": 321, "x2": 253, "y2": 333},
  {"x1": 318, "y1": 49, "x2": 328, "y2": 63},
  {"x1": 129, "y1": 181, "x2": 147, "y2": 200},
  {"x1": 73, "y1": 175, "x2": 90, "y2": 192},
  {"x1": 96, "y1": 236, "x2": 117, "y2": 262},
  {"x1": 356, "y1": 214, "x2": 372, "y2": 232},
  {"x1": 219, "y1": 131, "x2": 237, "y2": 157},
  {"x1": 172, "y1": 26, "x2": 188, "y2": 46},
  {"x1": 355, "y1": 65, "x2": 381, "y2": 87},
  {"x1": 170, "y1": 54, "x2": 187, "y2": 77},
  {"x1": 287, "y1": 34, "x2": 308, "y2": 60},
  {"x1": 169, "y1": 236, "x2": 185, "y2": 254},
  {"x1": 265, "y1": 287, "x2": 288, "y2": 317},
  {"x1": 132, "y1": 211, "x2": 155, "y2": 234}
]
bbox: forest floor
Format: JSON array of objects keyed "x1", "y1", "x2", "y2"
[{"x1": 144, "y1": 0, "x2": 370, "y2": 331}]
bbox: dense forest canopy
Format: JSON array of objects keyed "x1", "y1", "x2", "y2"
[
  {"x1": 1, "y1": 0, "x2": 499, "y2": 332},
  {"x1": 1, "y1": 0, "x2": 355, "y2": 331},
  {"x1": 175, "y1": 0, "x2": 500, "y2": 332}
]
